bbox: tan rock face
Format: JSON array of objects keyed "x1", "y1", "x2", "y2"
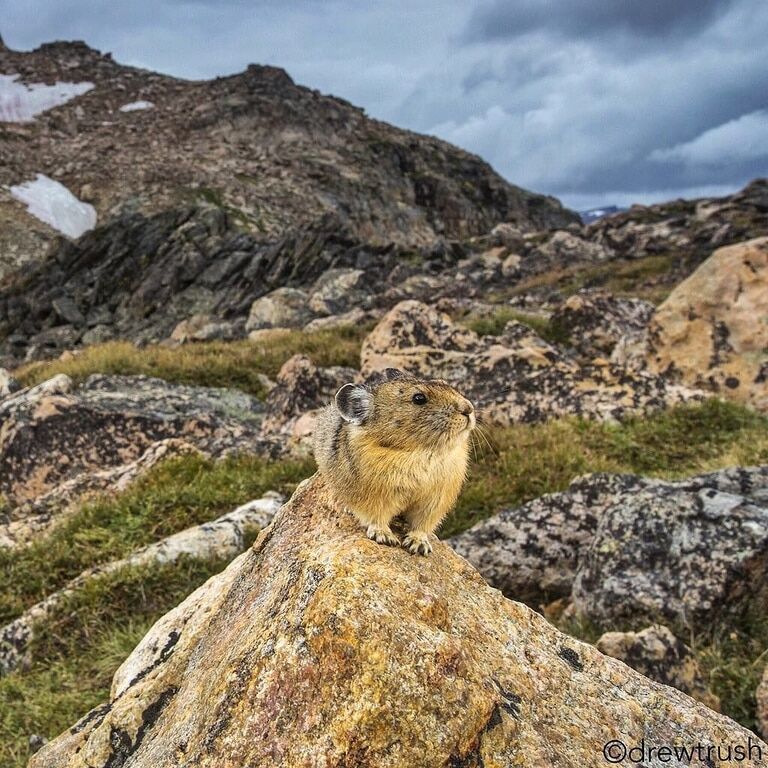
[
  {"x1": 33, "y1": 475, "x2": 765, "y2": 768},
  {"x1": 645, "y1": 237, "x2": 768, "y2": 411},
  {"x1": 361, "y1": 300, "x2": 704, "y2": 425}
]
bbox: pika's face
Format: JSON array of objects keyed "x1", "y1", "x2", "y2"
[{"x1": 336, "y1": 369, "x2": 475, "y2": 450}]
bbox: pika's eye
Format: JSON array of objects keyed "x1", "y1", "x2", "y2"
[{"x1": 412, "y1": 392, "x2": 427, "y2": 405}]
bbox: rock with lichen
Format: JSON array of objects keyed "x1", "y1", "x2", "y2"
[
  {"x1": 452, "y1": 467, "x2": 768, "y2": 628},
  {"x1": 641, "y1": 237, "x2": 768, "y2": 412},
  {"x1": 30, "y1": 474, "x2": 764, "y2": 768},
  {"x1": 361, "y1": 300, "x2": 705, "y2": 425},
  {"x1": 0, "y1": 374, "x2": 277, "y2": 546},
  {"x1": 596, "y1": 625, "x2": 720, "y2": 711}
]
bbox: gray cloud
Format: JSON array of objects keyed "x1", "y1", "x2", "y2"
[
  {"x1": 464, "y1": 0, "x2": 737, "y2": 44},
  {"x1": 1, "y1": 0, "x2": 765, "y2": 210}
]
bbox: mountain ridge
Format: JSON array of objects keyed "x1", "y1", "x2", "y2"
[{"x1": 0, "y1": 39, "x2": 577, "y2": 278}]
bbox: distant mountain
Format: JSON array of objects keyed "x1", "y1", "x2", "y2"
[
  {"x1": 0, "y1": 39, "x2": 578, "y2": 278},
  {"x1": 579, "y1": 206, "x2": 627, "y2": 224}
]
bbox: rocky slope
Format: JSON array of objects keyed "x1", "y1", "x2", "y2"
[
  {"x1": 31, "y1": 474, "x2": 764, "y2": 768},
  {"x1": 0, "y1": 38, "x2": 575, "y2": 279}
]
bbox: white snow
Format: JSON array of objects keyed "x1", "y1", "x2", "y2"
[
  {"x1": 9, "y1": 174, "x2": 97, "y2": 238},
  {"x1": 0, "y1": 75, "x2": 93, "y2": 123},
  {"x1": 119, "y1": 100, "x2": 154, "y2": 112}
]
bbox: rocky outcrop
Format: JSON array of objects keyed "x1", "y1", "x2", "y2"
[
  {"x1": 452, "y1": 467, "x2": 768, "y2": 627},
  {"x1": 0, "y1": 494, "x2": 282, "y2": 675},
  {"x1": 0, "y1": 374, "x2": 278, "y2": 544},
  {"x1": 31, "y1": 474, "x2": 764, "y2": 768},
  {"x1": 640, "y1": 237, "x2": 768, "y2": 412},
  {"x1": 596, "y1": 625, "x2": 719, "y2": 710},
  {"x1": 361, "y1": 300, "x2": 705, "y2": 425},
  {"x1": 586, "y1": 179, "x2": 768, "y2": 265},
  {"x1": 0, "y1": 39, "x2": 576, "y2": 280},
  {"x1": 550, "y1": 289, "x2": 655, "y2": 361}
]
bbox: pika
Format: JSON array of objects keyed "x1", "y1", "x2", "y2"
[{"x1": 313, "y1": 368, "x2": 475, "y2": 555}]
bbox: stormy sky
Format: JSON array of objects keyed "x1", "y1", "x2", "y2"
[{"x1": 2, "y1": 0, "x2": 767, "y2": 210}]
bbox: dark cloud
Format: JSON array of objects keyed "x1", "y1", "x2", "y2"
[{"x1": 464, "y1": 0, "x2": 737, "y2": 44}]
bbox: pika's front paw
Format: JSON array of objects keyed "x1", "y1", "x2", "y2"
[
  {"x1": 403, "y1": 532, "x2": 433, "y2": 556},
  {"x1": 366, "y1": 525, "x2": 400, "y2": 547}
]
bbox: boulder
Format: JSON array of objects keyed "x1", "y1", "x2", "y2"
[
  {"x1": 260, "y1": 354, "x2": 357, "y2": 444},
  {"x1": 0, "y1": 439, "x2": 200, "y2": 549},
  {"x1": 307, "y1": 268, "x2": 369, "y2": 316},
  {"x1": 0, "y1": 493, "x2": 282, "y2": 675},
  {"x1": 246, "y1": 287, "x2": 314, "y2": 331},
  {"x1": 170, "y1": 314, "x2": 240, "y2": 343},
  {"x1": 452, "y1": 467, "x2": 768, "y2": 628},
  {"x1": 596, "y1": 625, "x2": 719, "y2": 710},
  {"x1": 489, "y1": 222, "x2": 525, "y2": 250},
  {"x1": 32, "y1": 474, "x2": 764, "y2": 768},
  {"x1": 571, "y1": 468, "x2": 768, "y2": 625},
  {"x1": 302, "y1": 307, "x2": 372, "y2": 333},
  {"x1": 449, "y1": 485, "x2": 599, "y2": 608},
  {"x1": 0, "y1": 374, "x2": 276, "y2": 542},
  {"x1": 550, "y1": 289, "x2": 654, "y2": 361},
  {"x1": 530, "y1": 230, "x2": 614, "y2": 268},
  {"x1": 361, "y1": 300, "x2": 705, "y2": 425},
  {"x1": 644, "y1": 237, "x2": 768, "y2": 411}
]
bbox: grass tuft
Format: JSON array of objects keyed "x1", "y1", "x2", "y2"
[
  {"x1": 0, "y1": 454, "x2": 313, "y2": 625},
  {"x1": 459, "y1": 307, "x2": 570, "y2": 346},
  {"x1": 14, "y1": 325, "x2": 369, "y2": 397}
]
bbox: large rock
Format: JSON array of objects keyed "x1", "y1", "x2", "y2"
[
  {"x1": 550, "y1": 289, "x2": 654, "y2": 361},
  {"x1": 361, "y1": 300, "x2": 704, "y2": 425},
  {"x1": 0, "y1": 374, "x2": 276, "y2": 543},
  {"x1": 32, "y1": 474, "x2": 764, "y2": 768},
  {"x1": 260, "y1": 354, "x2": 357, "y2": 445},
  {"x1": 449, "y1": 485, "x2": 599, "y2": 607},
  {"x1": 246, "y1": 287, "x2": 314, "y2": 331},
  {"x1": 452, "y1": 467, "x2": 768, "y2": 627},
  {"x1": 596, "y1": 625, "x2": 720, "y2": 710},
  {"x1": 307, "y1": 268, "x2": 370, "y2": 316},
  {"x1": 0, "y1": 438, "x2": 200, "y2": 549},
  {"x1": 643, "y1": 237, "x2": 768, "y2": 411}
]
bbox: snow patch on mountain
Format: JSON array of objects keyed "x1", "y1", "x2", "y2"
[
  {"x1": 0, "y1": 75, "x2": 93, "y2": 122},
  {"x1": 119, "y1": 100, "x2": 154, "y2": 112},
  {"x1": 9, "y1": 174, "x2": 97, "y2": 238}
]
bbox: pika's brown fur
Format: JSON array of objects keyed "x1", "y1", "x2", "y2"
[{"x1": 313, "y1": 368, "x2": 475, "y2": 555}]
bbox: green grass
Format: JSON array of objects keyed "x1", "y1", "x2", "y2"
[
  {"x1": 446, "y1": 399, "x2": 768, "y2": 536},
  {"x1": 458, "y1": 307, "x2": 571, "y2": 346},
  {"x1": 0, "y1": 453, "x2": 313, "y2": 625},
  {"x1": 14, "y1": 325, "x2": 368, "y2": 398},
  {"x1": 0, "y1": 558, "x2": 227, "y2": 768},
  {"x1": 500, "y1": 253, "x2": 678, "y2": 305}
]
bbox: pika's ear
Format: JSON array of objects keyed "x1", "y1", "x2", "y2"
[
  {"x1": 383, "y1": 368, "x2": 408, "y2": 381},
  {"x1": 335, "y1": 383, "x2": 373, "y2": 425}
]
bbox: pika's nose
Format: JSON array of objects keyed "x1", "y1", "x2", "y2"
[{"x1": 459, "y1": 400, "x2": 474, "y2": 416}]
